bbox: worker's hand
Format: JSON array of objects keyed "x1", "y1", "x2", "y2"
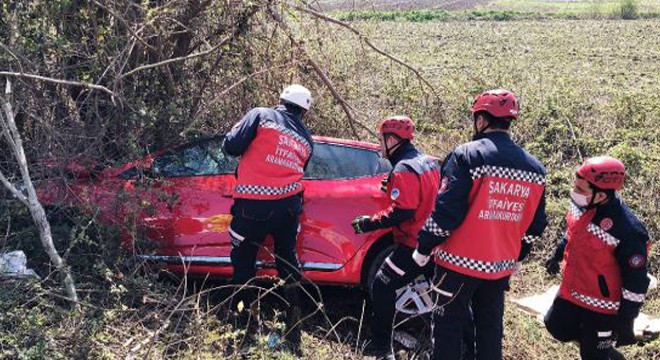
[
  {"x1": 615, "y1": 317, "x2": 636, "y2": 347},
  {"x1": 351, "y1": 216, "x2": 372, "y2": 234},
  {"x1": 380, "y1": 177, "x2": 389, "y2": 192},
  {"x1": 513, "y1": 262, "x2": 523, "y2": 275},
  {"x1": 412, "y1": 249, "x2": 430, "y2": 267},
  {"x1": 544, "y1": 257, "x2": 560, "y2": 276}
]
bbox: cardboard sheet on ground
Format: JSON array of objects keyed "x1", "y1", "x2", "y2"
[
  {"x1": 0, "y1": 251, "x2": 38, "y2": 278},
  {"x1": 511, "y1": 276, "x2": 660, "y2": 342}
]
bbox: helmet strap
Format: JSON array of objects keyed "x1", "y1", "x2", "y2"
[
  {"x1": 585, "y1": 188, "x2": 610, "y2": 209},
  {"x1": 473, "y1": 117, "x2": 492, "y2": 135},
  {"x1": 384, "y1": 135, "x2": 404, "y2": 158}
]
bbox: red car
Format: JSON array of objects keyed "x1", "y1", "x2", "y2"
[{"x1": 39, "y1": 135, "x2": 435, "y2": 314}]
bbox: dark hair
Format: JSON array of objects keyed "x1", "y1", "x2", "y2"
[
  {"x1": 383, "y1": 133, "x2": 403, "y2": 142},
  {"x1": 474, "y1": 111, "x2": 513, "y2": 130}
]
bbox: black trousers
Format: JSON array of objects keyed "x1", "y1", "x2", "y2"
[
  {"x1": 430, "y1": 266, "x2": 509, "y2": 360},
  {"x1": 229, "y1": 195, "x2": 303, "y2": 290},
  {"x1": 544, "y1": 296, "x2": 618, "y2": 360},
  {"x1": 370, "y1": 245, "x2": 431, "y2": 349}
]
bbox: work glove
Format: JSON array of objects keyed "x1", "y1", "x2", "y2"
[
  {"x1": 544, "y1": 256, "x2": 560, "y2": 276},
  {"x1": 615, "y1": 317, "x2": 636, "y2": 347},
  {"x1": 412, "y1": 249, "x2": 430, "y2": 267},
  {"x1": 351, "y1": 215, "x2": 373, "y2": 234},
  {"x1": 380, "y1": 177, "x2": 389, "y2": 192}
]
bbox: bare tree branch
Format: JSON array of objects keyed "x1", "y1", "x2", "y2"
[
  {"x1": 181, "y1": 63, "x2": 295, "y2": 136},
  {"x1": 0, "y1": 81, "x2": 79, "y2": 305},
  {"x1": 91, "y1": 0, "x2": 157, "y2": 53},
  {"x1": 290, "y1": 3, "x2": 442, "y2": 99},
  {"x1": 117, "y1": 35, "x2": 233, "y2": 80},
  {"x1": 267, "y1": 4, "x2": 376, "y2": 139},
  {"x1": 0, "y1": 71, "x2": 116, "y2": 98}
]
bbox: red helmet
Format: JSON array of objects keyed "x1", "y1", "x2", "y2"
[
  {"x1": 470, "y1": 89, "x2": 519, "y2": 120},
  {"x1": 576, "y1": 156, "x2": 626, "y2": 190},
  {"x1": 378, "y1": 116, "x2": 414, "y2": 140}
]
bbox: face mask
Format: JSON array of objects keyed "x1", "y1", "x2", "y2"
[{"x1": 570, "y1": 190, "x2": 590, "y2": 208}]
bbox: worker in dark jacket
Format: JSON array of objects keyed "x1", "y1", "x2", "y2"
[
  {"x1": 351, "y1": 116, "x2": 440, "y2": 360},
  {"x1": 416, "y1": 89, "x2": 548, "y2": 360},
  {"x1": 223, "y1": 84, "x2": 313, "y2": 352},
  {"x1": 544, "y1": 156, "x2": 650, "y2": 360}
]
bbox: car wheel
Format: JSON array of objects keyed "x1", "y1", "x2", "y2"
[{"x1": 366, "y1": 246, "x2": 435, "y2": 317}]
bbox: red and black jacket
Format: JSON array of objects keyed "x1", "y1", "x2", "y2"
[
  {"x1": 223, "y1": 104, "x2": 313, "y2": 200},
  {"x1": 549, "y1": 197, "x2": 650, "y2": 317},
  {"x1": 358, "y1": 142, "x2": 441, "y2": 249},
  {"x1": 417, "y1": 132, "x2": 547, "y2": 280}
]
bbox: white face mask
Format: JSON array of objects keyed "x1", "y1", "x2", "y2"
[{"x1": 570, "y1": 190, "x2": 590, "y2": 208}]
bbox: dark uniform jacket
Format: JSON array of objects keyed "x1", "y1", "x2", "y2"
[
  {"x1": 223, "y1": 104, "x2": 313, "y2": 200},
  {"x1": 551, "y1": 197, "x2": 650, "y2": 317},
  {"x1": 418, "y1": 132, "x2": 548, "y2": 280},
  {"x1": 360, "y1": 142, "x2": 441, "y2": 248}
]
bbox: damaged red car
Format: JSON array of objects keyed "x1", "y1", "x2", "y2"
[{"x1": 38, "y1": 135, "x2": 435, "y2": 315}]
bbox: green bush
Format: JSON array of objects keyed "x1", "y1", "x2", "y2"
[{"x1": 619, "y1": 0, "x2": 640, "y2": 19}]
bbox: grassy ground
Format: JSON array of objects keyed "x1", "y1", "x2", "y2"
[
  {"x1": 2, "y1": 8, "x2": 660, "y2": 360},
  {"x1": 480, "y1": 0, "x2": 660, "y2": 13},
  {"x1": 318, "y1": 0, "x2": 660, "y2": 12},
  {"x1": 322, "y1": 0, "x2": 660, "y2": 20}
]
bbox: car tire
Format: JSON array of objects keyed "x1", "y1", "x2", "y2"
[{"x1": 365, "y1": 245, "x2": 435, "y2": 317}]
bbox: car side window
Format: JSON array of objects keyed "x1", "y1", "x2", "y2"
[
  {"x1": 150, "y1": 139, "x2": 238, "y2": 178},
  {"x1": 303, "y1": 143, "x2": 391, "y2": 180}
]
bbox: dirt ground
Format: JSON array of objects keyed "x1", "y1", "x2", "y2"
[{"x1": 315, "y1": 0, "x2": 491, "y2": 12}]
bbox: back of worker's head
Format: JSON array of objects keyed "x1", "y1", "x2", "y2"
[
  {"x1": 280, "y1": 84, "x2": 313, "y2": 111},
  {"x1": 470, "y1": 89, "x2": 519, "y2": 133}
]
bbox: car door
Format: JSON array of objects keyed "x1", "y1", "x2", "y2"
[
  {"x1": 298, "y1": 141, "x2": 391, "y2": 272},
  {"x1": 136, "y1": 138, "x2": 238, "y2": 257}
]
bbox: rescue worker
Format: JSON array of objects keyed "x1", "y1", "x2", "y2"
[
  {"x1": 351, "y1": 115, "x2": 441, "y2": 360},
  {"x1": 415, "y1": 89, "x2": 548, "y2": 360},
  {"x1": 544, "y1": 156, "x2": 650, "y2": 360},
  {"x1": 222, "y1": 84, "x2": 314, "y2": 353}
]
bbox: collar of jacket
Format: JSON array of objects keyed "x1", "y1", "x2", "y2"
[
  {"x1": 275, "y1": 104, "x2": 305, "y2": 122},
  {"x1": 388, "y1": 141, "x2": 418, "y2": 166},
  {"x1": 472, "y1": 131, "x2": 512, "y2": 142},
  {"x1": 594, "y1": 194, "x2": 621, "y2": 215}
]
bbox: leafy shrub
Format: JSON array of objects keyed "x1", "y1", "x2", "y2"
[{"x1": 619, "y1": 0, "x2": 640, "y2": 19}]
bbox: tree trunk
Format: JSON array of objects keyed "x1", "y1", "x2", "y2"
[{"x1": 0, "y1": 80, "x2": 79, "y2": 305}]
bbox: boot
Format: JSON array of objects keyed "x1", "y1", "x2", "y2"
[
  {"x1": 225, "y1": 288, "x2": 261, "y2": 355},
  {"x1": 363, "y1": 341, "x2": 395, "y2": 360},
  {"x1": 609, "y1": 348, "x2": 626, "y2": 360},
  {"x1": 283, "y1": 283, "x2": 303, "y2": 355}
]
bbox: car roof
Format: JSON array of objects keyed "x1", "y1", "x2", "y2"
[
  {"x1": 311, "y1": 135, "x2": 379, "y2": 150},
  {"x1": 178, "y1": 134, "x2": 379, "y2": 151}
]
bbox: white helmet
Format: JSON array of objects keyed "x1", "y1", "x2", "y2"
[{"x1": 280, "y1": 84, "x2": 312, "y2": 110}]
